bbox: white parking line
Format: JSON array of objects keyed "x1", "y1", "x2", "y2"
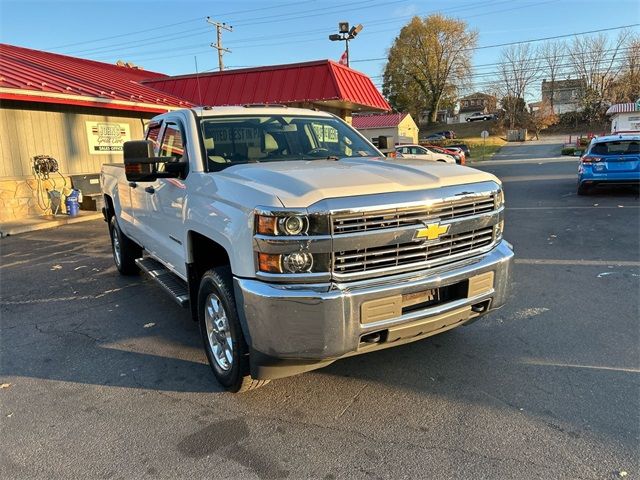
[
  {"x1": 522, "y1": 359, "x2": 640, "y2": 373},
  {"x1": 516, "y1": 258, "x2": 640, "y2": 267},
  {"x1": 508, "y1": 206, "x2": 640, "y2": 210},
  {"x1": 499, "y1": 175, "x2": 576, "y2": 182},
  {"x1": 475, "y1": 158, "x2": 577, "y2": 166}
]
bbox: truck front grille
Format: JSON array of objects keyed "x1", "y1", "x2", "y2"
[
  {"x1": 332, "y1": 194, "x2": 495, "y2": 235},
  {"x1": 333, "y1": 226, "x2": 496, "y2": 275}
]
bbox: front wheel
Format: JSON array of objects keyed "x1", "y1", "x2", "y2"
[{"x1": 198, "y1": 267, "x2": 269, "y2": 393}]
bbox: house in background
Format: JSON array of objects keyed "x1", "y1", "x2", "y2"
[
  {"x1": 456, "y1": 92, "x2": 497, "y2": 123},
  {"x1": 541, "y1": 78, "x2": 584, "y2": 114},
  {"x1": 420, "y1": 109, "x2": 455, "y2": 125},
  {"x1": 606, "y1": 102, "x2": 640, "y2": 133},
  {"x1": 352, "y1": 112, "x2": 419, "y2": 145}
]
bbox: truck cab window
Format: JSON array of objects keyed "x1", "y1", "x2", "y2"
[{"x1": 160, "y1": 123, "x2": 185, "y2": 160}]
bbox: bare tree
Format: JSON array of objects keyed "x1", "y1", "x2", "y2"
[
  {"x1": 497, "y1": 43, "x2": 540, "y2": 128},
  {"x1": 568, "y1": 31, "x2": 629, "y2": 119},
  {"x1": 539, "y1": 40, "x2": 566, "y2": 111},
  {"x1": 611, "y1": 33, "x2": 640, "y2": 102}
]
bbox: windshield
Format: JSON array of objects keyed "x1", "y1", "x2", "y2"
[
  {"x1": 199, "y1": 114, "x2": 380, "y2": 170},
  {"x1": 590, "y1": 140, "x2": 640, "y2": 156}
]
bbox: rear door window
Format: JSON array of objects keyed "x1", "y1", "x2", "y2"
[{"x1": 146, "y1": 122, "x2": 162, "y2": 154}]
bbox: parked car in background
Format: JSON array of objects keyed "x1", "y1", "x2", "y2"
[
  {"x1": 421, "y1": 134, "x2": 446, "y2": 142},
  {"x1": 429, "y1": 145, "x2": 465, "y2": 165},
  {"x1": 448, "y1": 143, "x2": 471, "y2": 157},
  {"x1": 466, "y1": 112, "x2": 494, "y2": 122},
  {"x1": 577, "y1": 134, "x2": 640, "y2": 195},
  {"x1": 396, "y1": 144, "x2": 456, "y2": 163},
  {"x1": 434, "y1": 130, "x2": 456, "y2": 139}
]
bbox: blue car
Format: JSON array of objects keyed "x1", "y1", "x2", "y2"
[{"x1": 577, "y1": 134, "x2": 640, "y2": 195}]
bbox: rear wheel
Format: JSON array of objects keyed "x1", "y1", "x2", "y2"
[
  {"x1": 577, "y1": 183, "x2": 592, "y2": 195},
  {"x1": 109, "y1": 216, "x2": 141, "y2": 275},
  {"x1": 198, "y1": 267, "x2": 269, "y2": 393}
]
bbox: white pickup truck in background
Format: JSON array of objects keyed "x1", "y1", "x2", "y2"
[{"x1": 101, "y1": 106, "x2": 514, "y2": 393}]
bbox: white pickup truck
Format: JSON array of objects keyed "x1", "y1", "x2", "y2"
[{"x1": 101, "y1": 106, "x2": 513, "y2": 392}]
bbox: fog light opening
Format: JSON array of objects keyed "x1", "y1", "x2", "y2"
[
  {"x1": 360, "y1": 331, "x2": 385, "y2": 345},
  {"x1": 471, "y1": 300, "x2": 491, "y2": 314}
]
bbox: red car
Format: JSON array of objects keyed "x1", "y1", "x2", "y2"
[{"x1": 426, "y1": 145, "x2": 466, "y2": 165}]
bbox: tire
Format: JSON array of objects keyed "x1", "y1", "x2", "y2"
[
  {"x1": 109, "y1": 216, "x2": 141, "y2": 275},
  {"x1": 577, "y1": 183, "x2": 591, "y2": 195},
  {"x1": 198, "y1": 267, "x2": 269, "y2": 393}
]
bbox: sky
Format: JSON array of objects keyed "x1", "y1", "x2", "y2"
[{"x1": 1, "y1": 0, "x2": 638, "y2": 101}]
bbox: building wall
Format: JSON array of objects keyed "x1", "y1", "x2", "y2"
[
  {"x1": 398, "y1": 115, "x2": 419, "y2": 143},
  {"x1": 611, "y1": 112, "x2": 640, "y2": 133},
  {"x1": 356, "y1": 127, "x2": 400, "y2": 145},
  {"x1": 0, "y1": 101, "x2": 155, "y2": 222}
]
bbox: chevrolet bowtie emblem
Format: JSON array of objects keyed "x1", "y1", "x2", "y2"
[{"x1": 415, "y1": 222, "x2": 450, "y2": 241}]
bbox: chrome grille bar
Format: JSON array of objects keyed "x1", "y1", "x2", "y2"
[
  {"x1": 332, "y1": 194, "x2": 496, "y2": 234},
  {"x1": 334, "y1": 227, "x2": 496, "y2": 275}
]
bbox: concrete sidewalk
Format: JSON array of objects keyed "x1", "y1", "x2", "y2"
[{"x1": 0, "y1": 211, "x2": 103, "y2": 237}]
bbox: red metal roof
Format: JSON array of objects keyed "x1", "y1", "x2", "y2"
[
  {"x1": 606, "y1": 103, "x2": 639, "y2": 115},
  {"x1": 352, "y1": 112, "x2": 409, "y2": 129},
  {"x1": 143, "y1": 60, "x2": 390, "y2": 112},
  {"x1": 0, "y1": 43, "x2": 190, "y2": 113}
]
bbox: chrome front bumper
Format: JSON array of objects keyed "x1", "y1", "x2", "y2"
[{"x1": 234, "y1": 240, "x2": 514, "y2": 376}]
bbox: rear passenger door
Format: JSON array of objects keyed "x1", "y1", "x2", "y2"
[{"x1": 128, "y1": 120, "x2": 162, "y2": 247}]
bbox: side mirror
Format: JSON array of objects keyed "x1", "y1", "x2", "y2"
[{"x1": 123, "y1": 140, "x2": 187, "y2": 182}]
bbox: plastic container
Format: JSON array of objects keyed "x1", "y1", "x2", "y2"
[{"x1": 65, "y1": 189, "x2": 80, "y2": 217}]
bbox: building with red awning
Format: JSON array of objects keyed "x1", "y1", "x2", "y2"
[{"x1": 143, "y1": 60, "x2": 390, "y2": 124}]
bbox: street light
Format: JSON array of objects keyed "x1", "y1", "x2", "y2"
[{"x1": 328, "y1": 21, "x2": 363, "y2": 68}]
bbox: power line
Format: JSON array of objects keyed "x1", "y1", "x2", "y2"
[
  {"x1": 50, "y1": 16, "x2": 204, "y2": 50},
  {"x1": 59, "y1": 0, "x2": 509, "y2": 60},
  {"x1": 50, "y1": 1, "x2": 317, "y2": 51},
  {"x1": 352, "y1": 24, "x2": 639, "y2": 63}
]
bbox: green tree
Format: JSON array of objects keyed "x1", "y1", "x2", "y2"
[{"x1": 382, "y1": 15, "x2": 477, "y2": 124}]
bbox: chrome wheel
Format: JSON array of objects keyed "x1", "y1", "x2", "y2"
[
  {"x1": 111, "y1": 226, "x2": 122, "y2": 267},
  {"x1": 204, "y1": 293, "x2": 233, "y2": 371}
]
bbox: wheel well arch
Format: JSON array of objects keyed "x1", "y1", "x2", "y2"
[
  {"x1": 186, "y1": 231, "x2": 232, "y2": 322},
  {"x1": 104, "y1": 194, "x2": 115, "y2": 220}
]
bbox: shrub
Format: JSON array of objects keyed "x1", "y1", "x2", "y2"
[{"x1": 561, "y1": 146, "x2": 576, "y2": 156}]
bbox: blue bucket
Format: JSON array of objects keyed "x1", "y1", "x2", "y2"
[{"x1": 65, "y1": 190, "x2": 80, "y2": 217}]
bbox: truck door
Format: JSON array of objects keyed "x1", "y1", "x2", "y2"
[
  {"x1": 127, "y1": 120, "x2": 162, "y2": 248},
  {"x1": 143, "y1": 120, "x2": 188, "y2": 278}
]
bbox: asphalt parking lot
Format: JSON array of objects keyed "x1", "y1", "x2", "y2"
[{"x1": 1, "y1": 138, "x2": 639, "y2": 479}]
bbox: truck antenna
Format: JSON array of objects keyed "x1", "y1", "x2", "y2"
[{"x1": 194, "y1": 56, "x2": 204, "y2": 107}]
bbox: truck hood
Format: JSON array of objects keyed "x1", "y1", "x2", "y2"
[{"x1": 217, "y1": 157, "x2": 499, "y2": 207}]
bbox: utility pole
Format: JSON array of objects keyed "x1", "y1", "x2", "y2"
[{"x1": 206, "y1": 17, "x2": 232, "y2": 71}]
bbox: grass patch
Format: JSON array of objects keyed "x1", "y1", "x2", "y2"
[{"x1": 443, "y1": 135, "x2": 506, "y2": 161}]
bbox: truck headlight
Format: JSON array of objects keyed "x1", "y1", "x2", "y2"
[
  {"x1": 282, "y1": 252, "x2": 313, "y2": 273},
  {"x1": 278, "y1": 216, "x2": 307, "y2": 235},
  {"x1": 495, "y1": 189, "x2": 504, "y2": 209},
  {"x1": 258, "y1": 252, "x2": 327, "y2": 274},
  {"x1": 256, "y1": 214, "x2": 309, "y2": 236}
]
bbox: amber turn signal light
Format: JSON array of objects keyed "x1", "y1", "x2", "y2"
[
  {"x1": 256, "y1": 215, "x2": 277, "y2": 235},
  {"x1": 258, "y1": 253, "x2": 282, "y2": 273}
]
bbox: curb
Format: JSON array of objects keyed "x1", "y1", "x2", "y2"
[{"x1": 0, "y1": 212, "x2": 103, "y2": 238}]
